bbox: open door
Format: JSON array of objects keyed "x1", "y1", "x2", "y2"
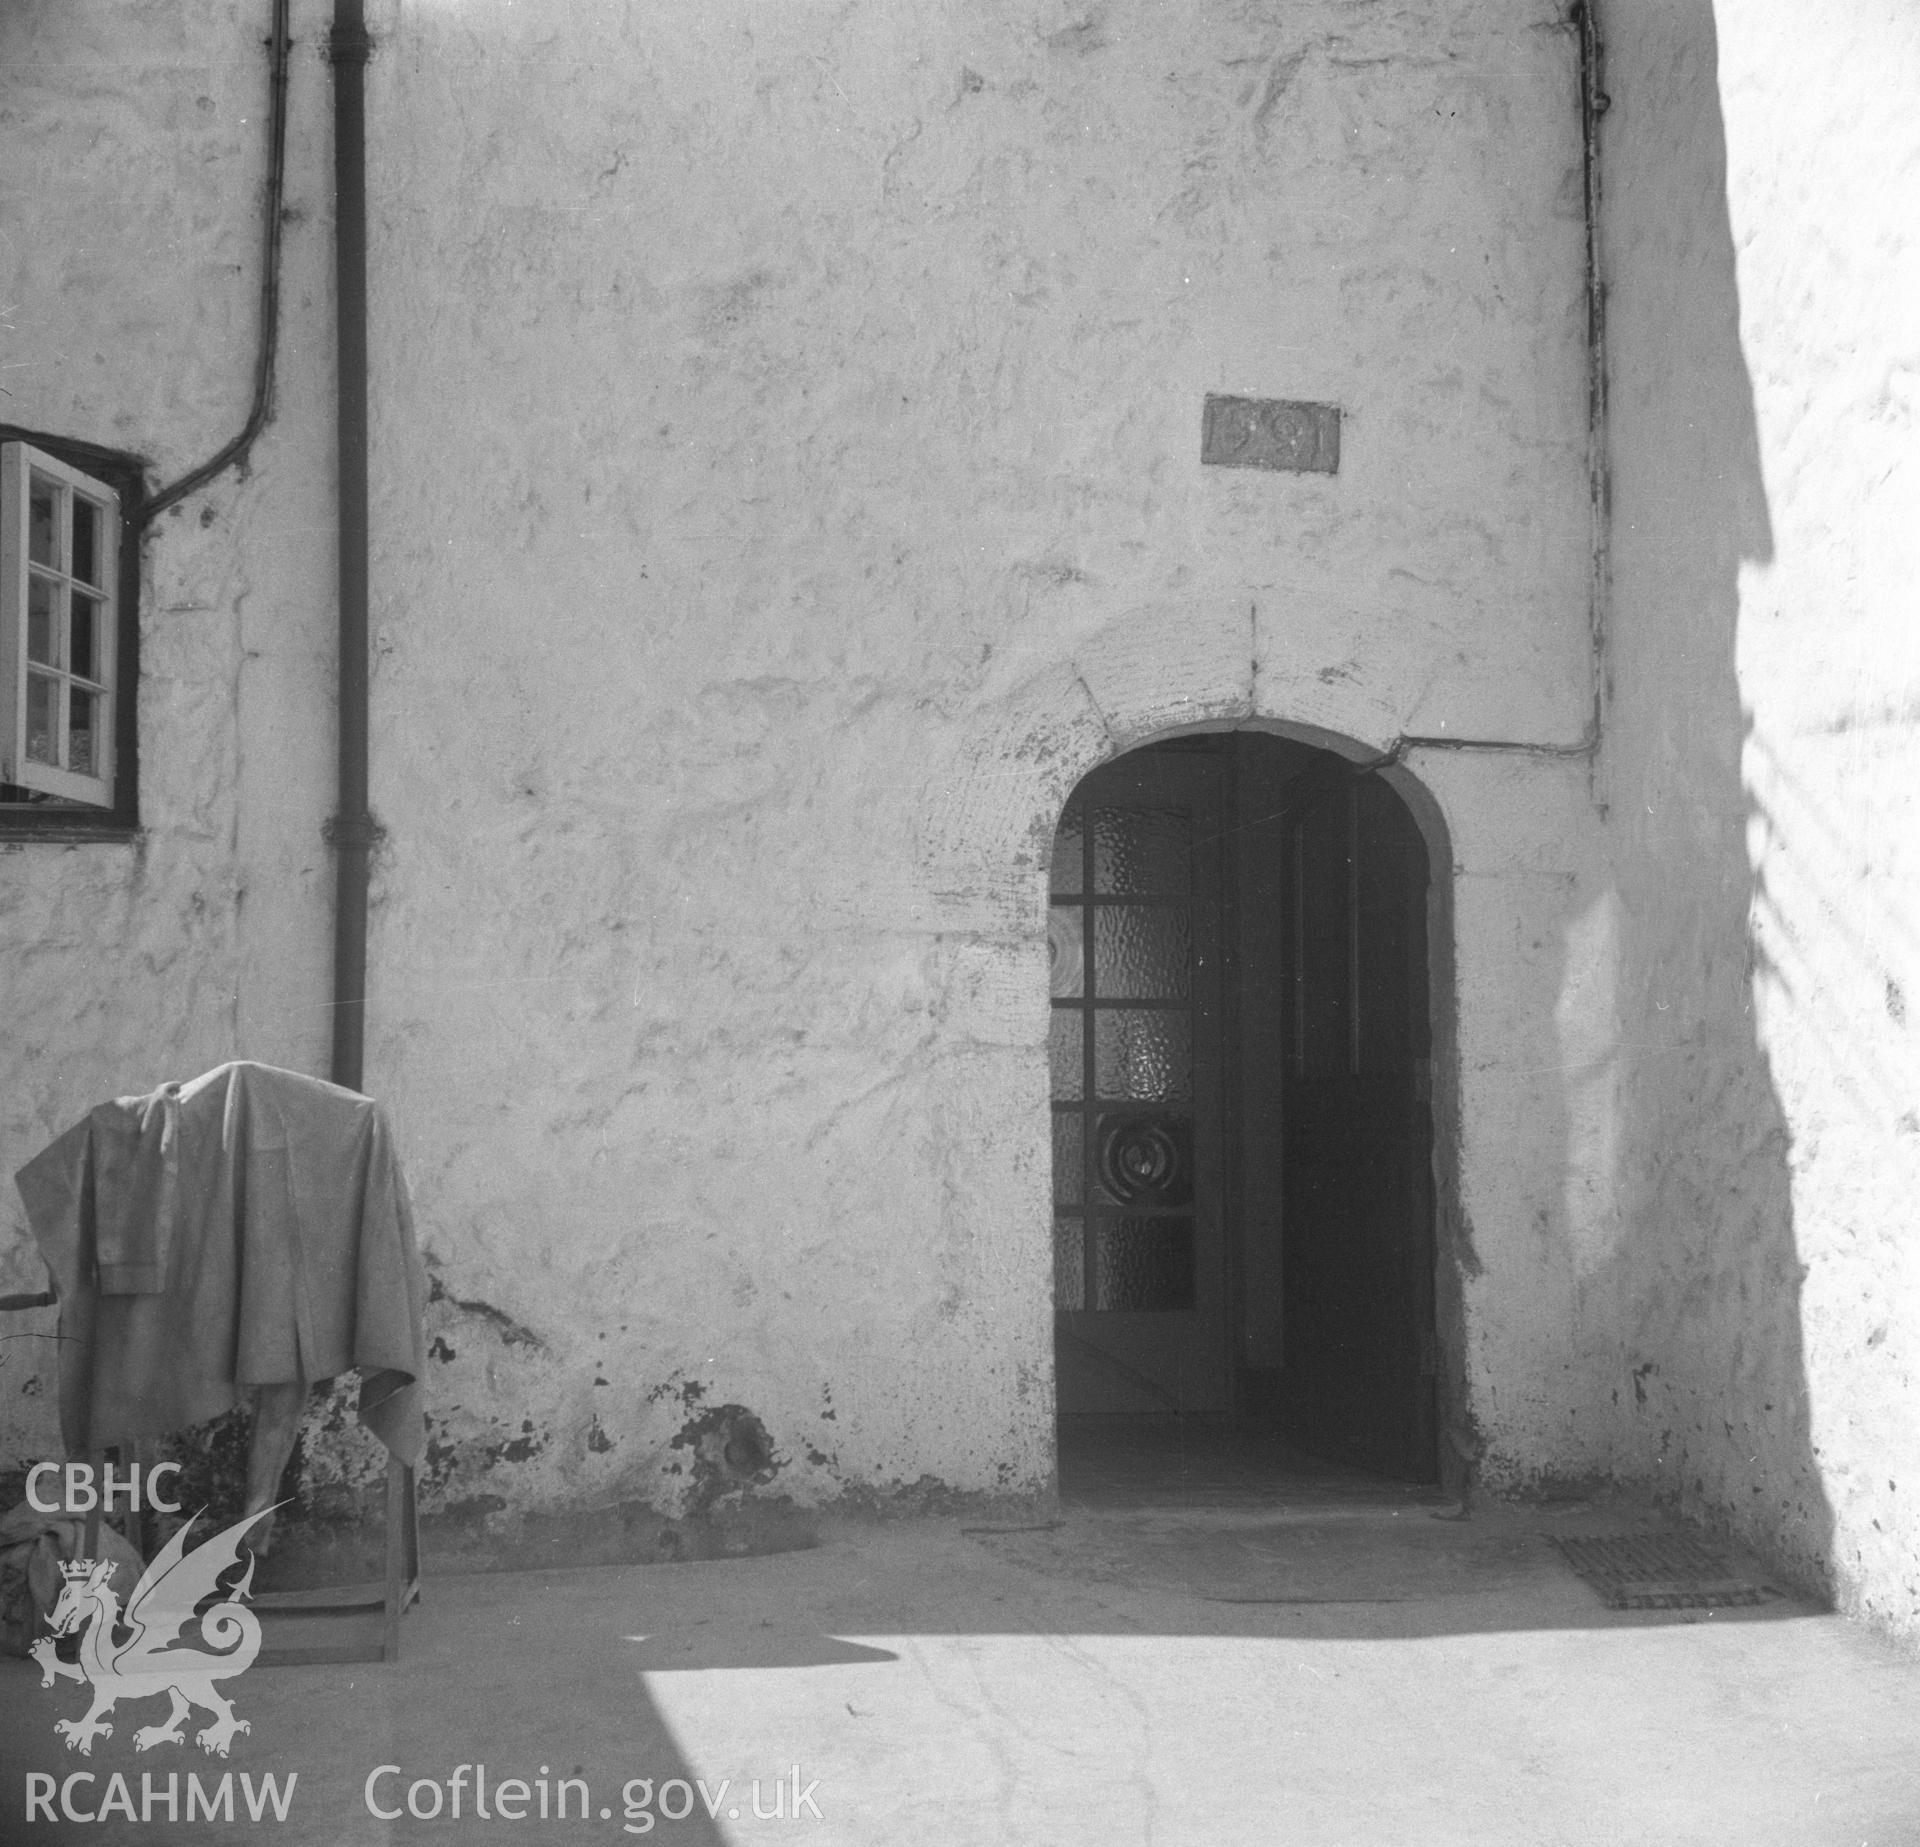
[
  {"x1": 1278, "y1": 769, "x2": 1437, "y2": 1479},
  {"x1": 1049, "y1": 736, "x2": 1438, "y2": 1483}
]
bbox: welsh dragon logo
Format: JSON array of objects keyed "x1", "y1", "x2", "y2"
[{"x1": 30, "y1": 1508, "x2": 271, "y2": 1757}]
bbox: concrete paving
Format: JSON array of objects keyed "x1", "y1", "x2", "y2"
[{"x1": 4, "y1": 1450, "x2": 1919, "y2": 1846}]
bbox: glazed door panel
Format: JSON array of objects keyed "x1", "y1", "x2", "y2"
[{"x1": 1050, "y1": 754, "x2": 1229, "y2": 1415}]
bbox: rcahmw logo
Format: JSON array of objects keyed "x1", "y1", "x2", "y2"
[
  {"x1": 29, "y1": 1507, "x2": 273, "y2": 1760},
  {"x1": 23, "y1": 1770, "x2": 297, "y2": 1826}
]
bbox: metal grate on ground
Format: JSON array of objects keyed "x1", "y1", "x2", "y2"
[{"x1": 1554, "y1": 1533, "x2": 1769, "y2": 1610}]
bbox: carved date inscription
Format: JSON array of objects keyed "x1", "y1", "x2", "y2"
[{"x1": 1200, "y1": 395, "x2": 1340, "y2": 475}]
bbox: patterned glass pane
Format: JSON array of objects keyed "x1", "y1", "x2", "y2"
[
  {"x1": 1049, "y1": 904, "x2": 1084, "y2": 998},
  {"x1": 1092, "y1": 1217, "x2": 1194, "y2": 1312},
  {"x1": 71, "y1": 497, "x2": 100, "y2": 586},
  {"x1": 70, "y1": 592, "x2": 98, "y2": 682},
  {"x1": 68, "y1": 689, "x2": 96, "y2": 776},
  {"x1": 27, "y1": 576, "x2": 56, "y2": 665},
  {"x1": 1093, "y1": 806, "x2": 1189, "y2": 894},
  {"x1": 1048, "y1": 1009, "x2": 1084, "y2": 1100},
  {"x1": 1094, "y1": 905, "x2": 1190, "y2": 999},
  {"x1": 1054, "y1": 1217, "x2": 1086, "y2": 1312},
  {"x1": 28, "y1": 477, "x2": 57, "y2": 568},
  {"x1": 1094, "y1": 1112, "x2": 1193, "y2": 1208},
  {"x1": 25, "y1": 673, "x2": 56, "y2": 763},
  {"x1": 1049, "y1": 809, "x2": 1083, "y2": 894},
  {"x1": 1094, "y1": 1009, "x2": 1191, "y2": 1101},
  {"x1": 1052, "y1": 1111, "x2": 1083, "y2": 1205}
]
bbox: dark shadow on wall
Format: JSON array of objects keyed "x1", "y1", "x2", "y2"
[{"x1": 1593, "y1": 0, "x2": 1832, "y2": 1594}]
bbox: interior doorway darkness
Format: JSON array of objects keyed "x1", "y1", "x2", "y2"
[{"x1": 1050, "y1": 732, "x2": 1439, "y2": 1482}]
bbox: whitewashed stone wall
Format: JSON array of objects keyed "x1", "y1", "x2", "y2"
[
  {"x1": 0, "y1": 6, "x2": 341, "y2": 1451},
  {"x1": 38, "y1": 0, "x2": 1916, "y2": 1620},
  {"x1": 1602, "y1": 0, "x2": 1920, "y2": 1641},
  {"x1": 355, "y1": 0, "x2": 1598, "y2": 1526}
]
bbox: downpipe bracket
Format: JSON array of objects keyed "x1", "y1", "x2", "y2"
[
  {"x1": 328, "y1": 23, "x2": 374, "y2": 64},
  {"x1": 323, "y1": 812, "x2": 386, "y2": 852}
]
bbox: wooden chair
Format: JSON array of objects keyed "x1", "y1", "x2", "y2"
[{"x1": 1, "y1": 1286, "x2": 419, "y2": 1664}]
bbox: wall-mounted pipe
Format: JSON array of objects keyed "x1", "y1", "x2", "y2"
[
  {"x1": 328, "y1": 0, "x2": 376, "y2": 1091},
  {"x1": 142, "y1": 0, "x2": 292, "y2": 526}
]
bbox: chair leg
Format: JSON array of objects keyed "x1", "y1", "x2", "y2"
[
  {"x1": 400, "y1": 1462, "x2": 420, "y2": 1590},
  {"x1": 82, "y1": 1451, "x2": 101, "y2": 1565},
  {"x1": 124, "y1": 1439, "x2": 149, "y2": 1557},
  {"x1": 81, "y1": 1444, "x2": 146, "y2": 1561},
  {"x1": 381, "y1": 1454, "x2": 405, "y2": 1662}
]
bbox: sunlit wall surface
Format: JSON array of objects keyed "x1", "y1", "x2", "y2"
[{"x1": 1603, "y1": 0, "x2": 1920, "y2": 1637}]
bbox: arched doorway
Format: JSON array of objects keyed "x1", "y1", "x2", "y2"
[{"x1": 1049, "y1": 730, "x2": 1439, "y2": 1481}]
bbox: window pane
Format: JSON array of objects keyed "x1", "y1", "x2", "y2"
[
  {"x1": 1094, "y1": 905, "x2": 1190, "y2": 999},
  {"x1": 1049, "y1": 808, "x2": 1083, "y2": 894},
  {"x1": 28, "y1": 477, "x2": 57, "y2": 568},
  {"x1": 1048, "y1": 904, "x2": 1084, "y2": 998},
  {"x1": 25, "y1": 673, "x2": 56, "y2": 763},
  {"x1": 1094, "y1": 1009, "x2": 1191, "y2": 1101},
  {"x1": 68, "y1": 688, "x2": 96, "y2": 776},
  {"x1": 69, "y1": 591, "x2": 98, "y2": 682},
  {"x1": 1092, "y1": 1217, "x2": 1194, "y2": 1311},
  {"x1": 71, "y1": 496, "x2": 100, "y2": 586},
  {"x1": 1094, "y1": 1112, "x2": 1193, "y2": 1208},
  {"x1": 1052, "y1": 1111, "x2": 1083, "y2": 1205},
  {"x1": 1049, "y1": 1009, "x2": 1083, "y2": 1100},
  {"x1": 27, "y1": 574, "x2": 56, "y2": 665},
  {"x1": 1093, "y1": 805, "x2": 1190, "y2": 894},
  {"x1": 1054, "y1": 1217, "x2": 1085, "y2": 1312}
]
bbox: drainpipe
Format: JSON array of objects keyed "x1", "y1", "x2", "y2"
[
  {"x1": 142, "y1": 0, "x2": 292, "y2": 525},
  {"x1": 328, "y1": 0, "x2": 375, "y2": 1092}
]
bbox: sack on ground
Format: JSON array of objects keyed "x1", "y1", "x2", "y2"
[{"x1": 0, "y1": 1500, "x2": 145, "y2": 1658}]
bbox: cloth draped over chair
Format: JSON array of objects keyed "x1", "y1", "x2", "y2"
[{"x1": 14, "y1": 1061, "x2": 426, "y2": 1467}]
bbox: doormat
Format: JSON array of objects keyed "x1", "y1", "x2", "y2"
[{"x1": 1554, "y1": 1533, "x2": 1768, "y2": 1609}]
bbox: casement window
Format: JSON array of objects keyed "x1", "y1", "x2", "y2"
[{"x1": 0, "y1": 435, "x2": 139, "y2": 829}]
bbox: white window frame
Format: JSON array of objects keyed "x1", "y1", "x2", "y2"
[{"x1": 0, "y1": 441, "x2": 119, "y2": 808}]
